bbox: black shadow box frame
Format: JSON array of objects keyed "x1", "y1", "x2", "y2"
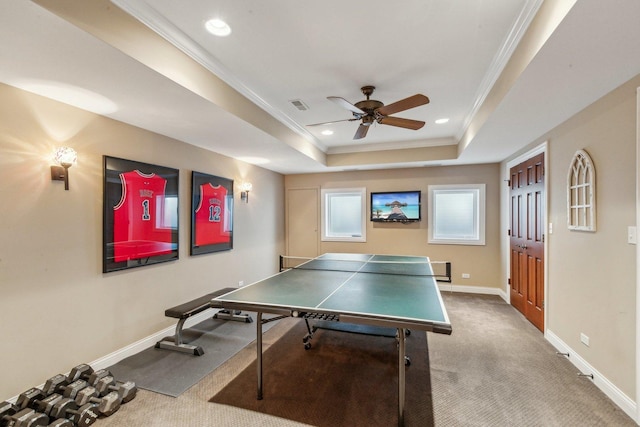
[
  {"x1": 103, "y1": 156, "x2": 179, "y2": 273},
  {"x1": 190, "y1": 171, "x2": 234, "y2": 255}
]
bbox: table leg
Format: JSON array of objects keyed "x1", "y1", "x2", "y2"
[
  {"x1": 398, "y1": 327, "x2": 406, "y2": 427},
  {"x1": 257, "y1": 311, "x2": 263, "y2": 400}
]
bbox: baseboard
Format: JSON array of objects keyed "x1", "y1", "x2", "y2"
[
  {"x1": 7, "y1": 308, "x2": 218, "y2": 403},
  {"x1": 89, "y1": 308, "x2": 219, "y2": 371},
  {"x1": 545, "y1": 329, "x2": 637, "y2": 421},
  {"x1": 438, "y1": 282, "x2": 507, "y2": 301}
]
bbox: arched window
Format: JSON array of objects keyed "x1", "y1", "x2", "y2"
[{"x1": 567, "y1": 149, "x2": 596, "y2": 231}]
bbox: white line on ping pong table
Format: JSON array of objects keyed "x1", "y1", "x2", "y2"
[{"x1": 313, "y1": 253, "x2": 375, "y2": 308}]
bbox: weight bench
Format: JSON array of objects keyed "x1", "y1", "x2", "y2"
[{"x1": 155, "y1": 287, "x2": 252, "y2": 356}]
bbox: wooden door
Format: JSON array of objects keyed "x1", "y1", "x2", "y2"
[
  {"x1": 509, "y1": 152, "x2": 545, "y2": 332},
  {"x1": 286, "y1": 188, "x2": 319, "y2": 263}
]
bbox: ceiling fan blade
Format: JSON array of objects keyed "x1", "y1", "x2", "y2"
[
  {"x1": 354, "y1": 124, "x2": 370, "y2": 140},
  {"x1": 378, "y1": 116, "x2": 425, "y2": 130},
  {"x1": 307, "y1": 118, "x2": 358, "y2": 127},
  {"x1": 376, "y1": 94, "x2": 429, "y2": 116},
  {"x1": 328, "y1": 96, "x2": 365, "y2": 115}
]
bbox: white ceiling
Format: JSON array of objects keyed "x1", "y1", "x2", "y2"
[{"x1": 1, "y1": 0, "x2": 639, "y2": 174}]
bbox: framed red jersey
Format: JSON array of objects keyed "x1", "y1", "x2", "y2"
[
  {"x1": 191, "y1": 171, "x2": 233, "y2": 255},
  {"x1": 113, "y1": 170, "x2": 173, "y2": 262},
  {"x1": 103, "y1": 156, "x2": 179, "y2": 273}
]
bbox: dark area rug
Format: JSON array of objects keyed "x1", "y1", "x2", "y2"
[{"x1": 210, "y1": 321, "x2": 434, "y2": 427}]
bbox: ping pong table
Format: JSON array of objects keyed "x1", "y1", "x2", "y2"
[{"x1": 212, "y1": 253, "x2": 452, "y2": 426}]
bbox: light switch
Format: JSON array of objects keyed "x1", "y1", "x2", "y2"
[{"x1": 628, "y1": 226, "x2": 637, "y2": 244}]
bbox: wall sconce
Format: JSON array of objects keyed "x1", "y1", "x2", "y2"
[
  {"x1": 240, "y1": 182, "x2": 253, "y2": 203},
  {"x1": 50, "y1": 146, "x2": 77, "y2": 191}
]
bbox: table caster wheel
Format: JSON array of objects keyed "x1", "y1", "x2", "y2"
[
  {"x1": 404, "y1": 356, "x2": 411, "y2": 366},
  {"x1": 304, "y1": 342, "x2": 311, "y2": 350}
]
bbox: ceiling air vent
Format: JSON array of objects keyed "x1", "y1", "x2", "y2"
[{"x1": 289, "y1": 99, "x2": 309, "y2": 111}]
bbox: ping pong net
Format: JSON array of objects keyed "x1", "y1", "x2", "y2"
[{"x1": 280, "y1": 254, "x2": 452, "y2": 281}]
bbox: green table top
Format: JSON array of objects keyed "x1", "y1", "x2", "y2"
[{"x1": 214, "y1": 253, "x2": 451, "y2": 333}]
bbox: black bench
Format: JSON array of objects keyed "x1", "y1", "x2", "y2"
[{"x1": 155, "y1": 287, "x2": 252, "y2": 356}]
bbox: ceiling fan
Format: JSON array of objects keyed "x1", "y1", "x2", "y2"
[{"x1": 308, "y1": 85, "x2": 430, "y2": 140}]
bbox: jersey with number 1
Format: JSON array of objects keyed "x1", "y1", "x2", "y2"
[
  {"x1": 113, "y1": 170, "x2": 172, "y2": 262},
  {"x1": 195, "y1": 184, "x2": 230, "y2": 246}
]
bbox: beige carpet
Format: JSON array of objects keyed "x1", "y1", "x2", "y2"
[
  {"x1": 429, "y1": 293, "x2": 634, "y2": 426},
  {"x1": 94, "y1": 293, "x2": 635, "y2": 427}
]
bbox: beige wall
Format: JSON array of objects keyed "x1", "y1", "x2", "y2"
[
  {"x1": 285, "y1": 164, "x2": 502, "y2": 289},
  {"x1": 0, "y1": 83, "x2": 285, "y2": 399},
  {"x1": 2, "y1": 69, "x2": 637, "y2": 411},
  {"x1": 286, "y1": 73, "x2": 640, "y2": 404},
  {"x1": 504, "y1": 74, "x2": 640, "y2": 399}
]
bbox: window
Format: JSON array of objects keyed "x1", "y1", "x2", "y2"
[
  {"x1": 567, "y1": 149, "x2": 596, "y2": 231},
  {"x1": 428, "y1": 184, "x2": 486, "y2": 245},
  {"x1": 156, "y1": 195, "x2": 178, "y2": 229},
  {"x1": 321, "y1": 188, "x2": 366, "y2": 242}
]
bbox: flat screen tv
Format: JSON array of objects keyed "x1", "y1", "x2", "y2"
[{"x1": 370, "y1": 190, "x2": 421, "y2": 223}]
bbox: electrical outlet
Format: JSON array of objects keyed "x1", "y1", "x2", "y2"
[
  {"x1": 580, "y1": 333, "x2": 590, "y2": 347},
  {"x1": 238, "y1": 280, "x2": 244, "y2": 287},
  {"x1": 462, "y1": 273, "x2": 470, "y2": 279}
]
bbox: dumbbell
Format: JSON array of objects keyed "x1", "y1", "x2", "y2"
[
  {"x1": 56, "y1": 379, "x2": 90, "y2": 400},
  {"x1": 41, "y1": 375, "x2": 69, "y2": 396},
  {"x1": 48, "y1": 398, "x2": 98, "y2": 427},
  {"x1": 10, "y1": 391, "x2": 75, "y2": 427},
  {"x1": 1, "y1": 400, "x2": 48, "y2": 427},
  {"x1": 0, "y1": 401, "x2": 16, "y2": 419},
  {"x1": 94, "y1": 376, "x2": 137, "y2": 403},
  {"x1": 14, "y1": 389, "x2": 75, "y2": 427},
  {"x1": 17, "y1": 386, "x2": 71, "y2": 416},
  {"x1": 1, "y1": 409, "x2": 49, "y2": 427},
  {"x1": 67, "y1": 365, "x2": 110, "y2": 387},
  {"x1": 67, "y1": 364, "x2": 93, "y2": 383},
  {"x1": 71, "y1": 366, "x2": 136, "y2": 401},
  {"x1": 46, "y1": 419, "x2": 74, "y2": 427},
  {"x1": 41, "y1": 374, "x2": 101, "y2": 408},
  {"x1": 69, "y1": 365, "x2": 137, "y2": 403},
  {"x1": 74, "y1": 387, "x2": 121, "y2": 416},
  {"x1": 19, "y1": 373, "x2": 80, "y2": 402},
  {"x1": 39, "y1": 374, "x2": 85, "y2": 398},
  {"x1": 16, "y1": 388, "x2": 51, "y2": 412}
]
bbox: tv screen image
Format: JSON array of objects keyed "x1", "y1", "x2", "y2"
[{"x1": 370, "y1": 191, "x2": 421, "y2": 222}]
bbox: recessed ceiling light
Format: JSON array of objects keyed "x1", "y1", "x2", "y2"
[
  {"x1": 435, "y1": 118, "x2": 449, "y2": 124},
  {"x1": 321, "y1": 130, "x2": 334, "y2": 136},
  {"x1": 205, "y1": 18, "x2": 231, "y2": 37}
]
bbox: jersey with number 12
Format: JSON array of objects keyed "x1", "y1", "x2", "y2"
[{"x1": 195, "y1": 183, "x2": 230, "y2": 246}]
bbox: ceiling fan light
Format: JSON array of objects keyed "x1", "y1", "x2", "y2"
[
  {"x1": 362, "y1": 115, "x2": 375, "y2": 126},
  {"x1": 205, "y1": 18, "x2": 231, "y2": 37},
  {"x1": 435, "y1": 118, "x2": 449, "y2": 124}
]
